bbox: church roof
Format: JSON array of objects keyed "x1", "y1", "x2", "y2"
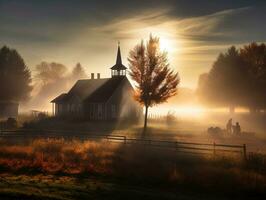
[
  {"x1": 51, "y1": 79, "x2": 108, "y2": 103},
  {"x1": 110, "y1": 44, "x2": 127, "y2": 70},
  {"x1": 51, "y1": 93, "x2": 68, "y2": 103},
  {"x1": 51, "y1": 76, "x2": 129, "y2": 104},
  {"x1": 85, "y1": 76, "x2": 126, "y2": 103},
  {"x1": 68, "y1": 78, "x2": 108, "y2": 100},
  {"x1": 51, "y1": 43, "x2": 130, "y2": 104}
]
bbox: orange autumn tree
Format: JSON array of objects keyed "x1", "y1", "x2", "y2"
[{"x1": 128, "y1": 35, "x2": 180, "y2": 135}]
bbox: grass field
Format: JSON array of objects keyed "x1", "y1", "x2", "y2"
[
  {"x1": 2, "y1": 114, "x2": 266, "y2": 199},
  {"x1": 17, "y1": 113, "x2": 266, "y2": 153},
  {"x1": 0, "y1": 137, "x2": 266, "y2": 199},
  {"x1": 2, "y1": 173, "x2": 265, "y2": 200},
  {"x1": 0, "y1": 174, "x2": 181, "y2": 200}
]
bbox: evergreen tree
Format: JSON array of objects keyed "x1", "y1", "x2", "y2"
[{"x1": 0, "y1": 46, "x2": 32, "y2": 102}]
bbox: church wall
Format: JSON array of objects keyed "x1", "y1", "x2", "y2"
[
  {"x1": 83, "y1": 103, "x2": 107, "y2": 120},
  {"x1": 106, "y1": 78, "x2": 143, "y2": 121},
  {"x1": 55, "y1": 102, "x2": 83, "y2": 117},
  {"x1": 54, "y1": 78, "x2": 142, "y2": 122}
]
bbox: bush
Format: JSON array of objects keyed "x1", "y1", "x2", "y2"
[
  {"x1": 0, "y1": 117, "x2": 17, "y2": 129},
  {"x1": 166, "y1": 111, "x2": 177, "y2": 126}
]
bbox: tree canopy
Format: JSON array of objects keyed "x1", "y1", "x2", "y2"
[
  {"x1": 30, "y1": 61, "x2": 87, "y2": 110},
  {"x1": 0, "y1": 46, "x2": 32, "y2": 102},
  {"x1": 197, "y1": 43, "x2": 266, "y2": 113},
  {"x1": 72, "y1": 63, "x2": 87, "y2": 80},
  {"x1": 240, "y1": 43, "x2": 266, "y2": 111},
  {"x1": 35, "y1": 62, "x2": 68, "y2": 85},
  {"x1": 128, "y1": 35, "x2": 179, "y2": 133}
]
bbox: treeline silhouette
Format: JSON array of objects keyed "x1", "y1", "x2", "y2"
[
  {"x1": 197, "y1": 43, "x2": 266, "y2": 114},
  {"x1": 0, "y1": 46, "x2": 87, "y2": 111},
  {"x1": 30, "y1": 61, "x2": 87, "y2": 110},
  {"x1": 1, "y1": 43, "x2": 266, "y2": 115},
  {"x1": 0, "y1": 46, "x2": 32, "y2": 102}
]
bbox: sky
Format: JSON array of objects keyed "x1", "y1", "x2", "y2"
[{"x1": 1, "y1": 0, "x2": 266, "y2": 89}]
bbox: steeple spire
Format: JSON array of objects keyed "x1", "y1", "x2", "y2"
[
  {"x1": 116, "y1": 41, "x2": 122, "y2": 65},
  {"x1": 110, "y1": 41, "x2": 127, "y2": 77}
]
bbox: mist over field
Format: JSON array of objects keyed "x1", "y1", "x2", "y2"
[{"x1": 1, "y1": 1, "x2": 266, "y2": 200}]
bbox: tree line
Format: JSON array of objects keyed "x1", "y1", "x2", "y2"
[
  {"x1": 0, "y1": 36, "x2": 179, "y2": 135},
  {"x1": 0, "y1": 46, "x2": 87, "y2": 109},
  {"x1": 1, "y1": 40, "x2": 266, "y2": 134},
  {"x1": 197, "y1": 43, "x2": 266, "y2": 114}
]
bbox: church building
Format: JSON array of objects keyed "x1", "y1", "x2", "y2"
[{"x1": 51, "y1": 44, "x2": 142, "y2": 121}]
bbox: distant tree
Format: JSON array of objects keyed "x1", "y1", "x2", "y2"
[
  {"x1": 71, "y1": 63, "x2": 87, "y2": 80},
  {"x1": 240, "y1": 42, "x2": 266, "y2": 112},
  {"x1": 0, "y1": 46, "x2": 32, "y2": 102},
  {"x1": 35, "y1": 61, "x2": 67, "y2": 85},
  {"x1": 128, "y1": 35, "x2": 179, "y2": 135},
  {"x1": 197, "y1": 46, "x2": 249, "y2": 114},
  {"x1": 196, "y1": 73, "x2": 208, "y2": 102},
  {"x1": 31, "y1": 62, "x2": 68, "y2": 110}
]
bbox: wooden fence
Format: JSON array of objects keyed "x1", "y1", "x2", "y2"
[
  {"x1": 107, "y1": 136, "x2": 246, "y2": 159},
  {"x1": 0, "y1": 129, "x2": 247, "y2": 159}
]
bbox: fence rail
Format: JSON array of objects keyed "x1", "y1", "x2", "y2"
[{"x1": 0, "y1": 129, "x2": 247, "y2": 159}]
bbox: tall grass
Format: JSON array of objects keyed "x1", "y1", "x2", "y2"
[
  {"x1": 0, "y1": 138, "x2": 266, "y2": 194},
  {"x1": 0, "y1": 138, "x2": 116, "y2": 174}
]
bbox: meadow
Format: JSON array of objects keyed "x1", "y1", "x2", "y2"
[
  {"x1": 0, "y1": 137, "x2": 266, "y2": 200},
  {"x1": 1, "y1": 112, "x2": 266, "y2": 199}
]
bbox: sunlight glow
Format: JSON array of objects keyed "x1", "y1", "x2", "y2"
[
  {"x1": 149, "y1": 105, "x2": 206, "y2": 119},
  {"x1": 148, "y1": 105, "x2": 250, "y2": 120},
  {"x1": 160, "y1": 38, "x2": 174, "y2": 52}
]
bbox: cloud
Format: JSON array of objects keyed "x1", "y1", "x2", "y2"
[
  {"x1": 84, "y1": 6, "x2": 262, "y2": 67},
  {"x1": 88, "y1": 6, "x2": 264, "y2": 47},
  {"x1": 176, "y1": 8, "x2": 248, "y2": 38},
  {"x1": 1, "y1": 0, "x2": 266, "y2": 89}
]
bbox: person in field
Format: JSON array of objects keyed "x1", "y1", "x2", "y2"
[
  {"x1": 226, "y1": 119, "x2": 233, "y2": 134},
  {"x1": 235, "y1": 122, "x2": 241, "y2": 135}
]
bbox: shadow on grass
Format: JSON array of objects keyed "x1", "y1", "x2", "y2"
[{"x1": 0, "y1": 138, "x2": 265, "y2": 199}]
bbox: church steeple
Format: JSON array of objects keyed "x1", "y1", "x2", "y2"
[
  {"x1": 116, "y1": 42, "x2": 122, "y2": 65},
  {"x1": 111, "y1": 42, "x2": 127, "y2": 77}
]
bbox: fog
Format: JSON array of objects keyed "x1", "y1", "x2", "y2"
[
  {"x1": 20, "y1": 62, "x2": 87, "y2": 112},
  {"x1": 19, "y1": 77, "x2": 266, "y2": 136}
]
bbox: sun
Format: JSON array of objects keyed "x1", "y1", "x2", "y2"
[{"x1": 160, "y1": 38, "x2": 173, "y2": 52}]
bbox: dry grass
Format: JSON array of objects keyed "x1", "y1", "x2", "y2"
[
  {"x1": 0, "y1": 138, "x2": 266, "y2": 196},
  {"x1": 0, "y1": 138, "x2": 117, "y2": 174}
]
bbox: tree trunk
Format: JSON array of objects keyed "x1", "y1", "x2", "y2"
[{"x1": 143, "y1": 105, "x2": 149, "y2": 137}]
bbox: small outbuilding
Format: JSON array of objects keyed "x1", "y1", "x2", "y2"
[{"x1": 0, "y1": 101, "x2": 19, "y2": 119}]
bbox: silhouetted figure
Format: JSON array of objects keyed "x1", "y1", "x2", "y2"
[
  {"x1": 226, "y1": 118, "x2": 233, "y2": 134},
  {"x1": 234, "y1": 122, "x2": 241, "y2": 135}
]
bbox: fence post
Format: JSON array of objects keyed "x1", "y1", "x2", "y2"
[
  {"x1": 213, "y1": 142, "x2": 216, "y2": 157},
  {"x1": 243, "y1": 144, "x2": 247, "y2": 161},
  {"x1": 124, "y1": 136, "x2": 127, "y2": 144}
]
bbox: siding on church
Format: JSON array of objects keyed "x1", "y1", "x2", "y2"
[
  {"x1": 82, "y1": 79, "x2": 141, "y2": 121},
  {"x1": 105, "y1": 78, "x2": 141, "y2": 120},
  {"x1": 55, "y1": 103, "x2": 83, "y2": 117}
]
